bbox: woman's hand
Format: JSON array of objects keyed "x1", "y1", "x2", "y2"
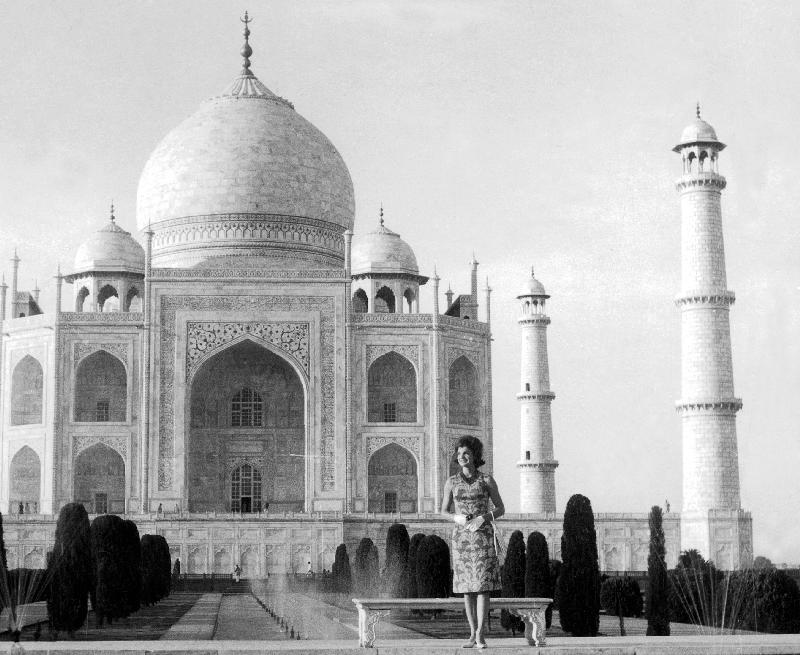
[
  {"x1": 466, "y1": 515, "x2": 485, "y2": 532},
  {"x1": 453, "y1": 514, "x2": 468, "y2": 526}
]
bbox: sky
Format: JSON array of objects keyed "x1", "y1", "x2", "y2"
[{"x1": 1, "y1": 1, "x2": 798, "y2": 563}]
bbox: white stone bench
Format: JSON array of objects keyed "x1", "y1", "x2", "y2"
[{"x1": 351, "y1": 597, "x2": 552, "y2": 648}]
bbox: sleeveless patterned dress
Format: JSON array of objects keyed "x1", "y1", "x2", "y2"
[{"x1": 450, "y1": 471, "x2": 501, "y2": 593}]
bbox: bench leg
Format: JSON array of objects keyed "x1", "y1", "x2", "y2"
[
  {"x1": 513, "y1": 608, "x2": 547, "y2": 647},
  {"x1": 357, "y1": 608, "x2": 389, "y2": 648}
]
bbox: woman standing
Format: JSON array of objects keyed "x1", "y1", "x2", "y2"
[{"x1": 441, "y1": 436, "x2": 505, "y2": 649}]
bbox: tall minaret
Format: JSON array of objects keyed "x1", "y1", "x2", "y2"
[
  {"x1": 673, "y1": 106, "x2": 749, "y2": 566},
  {"x1": 517, "y1": 267, "x2": 558, "y2": 513}
]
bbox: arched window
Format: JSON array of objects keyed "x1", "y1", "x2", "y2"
[
  {"x1": 231, "y1": 387, "x2": 263, "y2": 427},
  {"x1": 352, "y1": 289, "x2": 368, "y2": 313},
  {"x1": 75, "y1": 286, "x2": 90, "y2": 312},
  {"x1": 11, "y1": 355, "x2": 43, "y2": 425},
  {"x1": 231, "y1": 463, "x2": 262, "y2": 513},
  {"x1": 449, "y1": 356, "x2": 479, "y2": 425},
  {"x1": 125, "y1": 286, "x2": 142, "y2": 312},
  {"x1": 367, "y1": 352, "x2": 417, "y2": 422},
  {"x1": 374, "y1": 286, "x2": 395, "y2": 313},
  {"x1": 403, "y1": 288, "x2": 415, "y2": 313},
  {"x1": 97, "y1": 285, "x2": 119, "y2": 312},
  {"x1": 74, "y1": 350, "x2": 127, "y2": 422}
]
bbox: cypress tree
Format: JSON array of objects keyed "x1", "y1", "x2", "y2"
[
  {"x1": 416, "y1": 535, "x2": 450, "y2": 599},
  {"x1": 500, "y1": 530, "x2": 526, "y2": 635},
  {"x1": 353, "y1": 538, "x2": 379, "y2": 596},
  {"x1": 141, "y1": 535, "x2": 159, "y2": 606},
  {"x1": 91, "y1": 514, "x2": 126, "y2": 625},
  {"x1": 407, "y1": 533, "x2": 425, "y2": 599},
  {"x1": 0, "y1": 511, "x2": 6, "y2": 615},
  {"x1": 158, "y1": 536, "x2": 172, "y2": 600},
  {"x1": 384, "y1": 523, "x2": 410, "y2": 597},
  {"x1": 120, "y1": 520, "x2": 141, "y2": 616},
  {"x1": 0, "y1": 511, "x2": 7, "y2": 573},
  {"x1": 525, "y1": 531, "x2": 553, "y2": 629},
  {"x1": 47, "y1": 503, "x2": 92, "y2": 637},
  {"x1": 332, "y1": 544, "x2": 352, "y2": 594},
  {"x1": 558, "y1": 494, "x2": 600, "y2": 636},
  {"x1": 645, "y1": 505, "x2": 670, "y2": 635}
]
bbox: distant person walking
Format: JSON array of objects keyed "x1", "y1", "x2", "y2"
[
  {"x1": 233, "y1": 564, "x2": 241, "y2": 583},
  {"x1": 441, "y1": 436, "x2": 505, "y2": 649}
]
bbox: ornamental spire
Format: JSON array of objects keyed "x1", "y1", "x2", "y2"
[
  {"x1": 696, "y1": 101, "x2": 701, "y2": 119},
  {"x1": 240, "y1": 11, "x2": 253, "y2": 75},
  {"x1": 379, "y1": 204, "x2": 384, "y2": 227},
  {"x1": 110, "y1": 200, "x2": 115, "y2": 223}
]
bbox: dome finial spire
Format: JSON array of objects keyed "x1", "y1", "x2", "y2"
[
  {"x1": 379, "y1": 203, "x2": 384, "y2": 227},
  {"x1": 110, "y1": 200, "x2": 115, "y2": 223},
  {"x1": 240, "y1": 11, "x2": 253, "y2": 75},
  {"x1": 696, "y1": 101, "x2": 701, "y2": 119},
  {"x1": 531, "y1": 264, "x2": 535, "y2": 278}
]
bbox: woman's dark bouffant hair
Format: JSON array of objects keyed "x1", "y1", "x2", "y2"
[{"x1": 455, "y1": 435, "x2": 485, "y2": 468}]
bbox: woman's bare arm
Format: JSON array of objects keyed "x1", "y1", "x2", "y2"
[
  {"x1": 440, "y1": 476, "x2": 454, "y2": 519},
  {"x1": 485, "y1": 475, "x2": 505, "y2": 520}
]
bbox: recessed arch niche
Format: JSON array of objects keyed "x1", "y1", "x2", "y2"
[
  {"x1": 10, "y1": 446, "x2": 40, "y2": 513},
  {"x1": 73, "y1": 443, "x2": 126, "y2": 514},
  {"x1": 367, "y1": 443, "x2": 418, "y2": 513},
  {"x1": 11, "y1": 355, "x2": 43, "y2": 426},
  {"x1": 188, "y1": 339, "x2": 306, "y2": 513}
]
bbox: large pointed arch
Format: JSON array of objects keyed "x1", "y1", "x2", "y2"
[{"x1": 188, "y1": 338, "x2": 307, "y2": 513}]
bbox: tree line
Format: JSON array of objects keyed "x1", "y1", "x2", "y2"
[
  {"x1": 0, "y1": 503, "x2": 172, "y2": 638},
  {"x1": 330, "y1": 495, "x2": 800, "y2": 636}
]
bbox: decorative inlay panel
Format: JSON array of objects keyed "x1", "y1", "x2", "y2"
[
  {"x1": 186, "y1": 322, "x2": 309, "y2": 378},
  {"x1": 366, "y1": 344, "x2": 419, "y2": 369},
  {"x1": 73, "y1": 342, "x2": 129, "y2": 365},
  {"x1": 73, "y1": 435, "x2": 128, "y2": 460},
  {"x1": 158, "y1": 295, "x2": 335, "y2": 491},
  {"x1": 366, "y1": 435, "x2": 421, "y2": 460}
]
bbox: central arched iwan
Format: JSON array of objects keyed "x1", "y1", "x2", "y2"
[{"x1": 189, "y1": 339, "x2": 306, "y2": 513}]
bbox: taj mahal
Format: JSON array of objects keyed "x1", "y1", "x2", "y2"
[{"x1": 0, "y1": 18, "x2": 752, "y2": 575}]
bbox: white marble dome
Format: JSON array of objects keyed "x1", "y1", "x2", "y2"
[
  {"x1": 73, "y1": 216, "x2": 145, "y2": 275},
  {"x1": 351, "y1": 219, "x2": 419, "y2": 276},
  {"x1": 136, "y1": 67, "x2": 355, "y2": 269}
]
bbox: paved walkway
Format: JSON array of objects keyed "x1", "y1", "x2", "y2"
[{"x1": 160, "y1": 593, "x2": 222, "y2": 640}]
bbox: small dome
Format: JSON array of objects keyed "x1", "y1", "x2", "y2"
[
  {"x1": 351, "y1": 218, "x2": 419, "y2": 277},
  {"x1": 673, "y1": 107, "x2": 725, "y2": 152},
  {"x1": 73, "y1": 216, "x2": 145, "y2": 275},
  {"x1": 517, "y1": 269, "x2": 549, "y2": 298},
  {"x1": 680, "y1": 117, "x2": 717, "y2": 143}
]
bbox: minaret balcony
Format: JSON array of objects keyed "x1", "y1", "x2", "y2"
[
  {"x1": 674, "y1": 290, "x2": 735, "y2": 307},
  {"x1": 517, "y1": 460, "x2": 559, "y2": 471},
  {"x1": 675, "y1": 398, "x2": 743, "y2": 414},
  {"x1": 675, "y1": 172, "x2": 727, "y2": 191},
  {"x1": 516, "y1": 391, "x2": 555, "y2": 401}
]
